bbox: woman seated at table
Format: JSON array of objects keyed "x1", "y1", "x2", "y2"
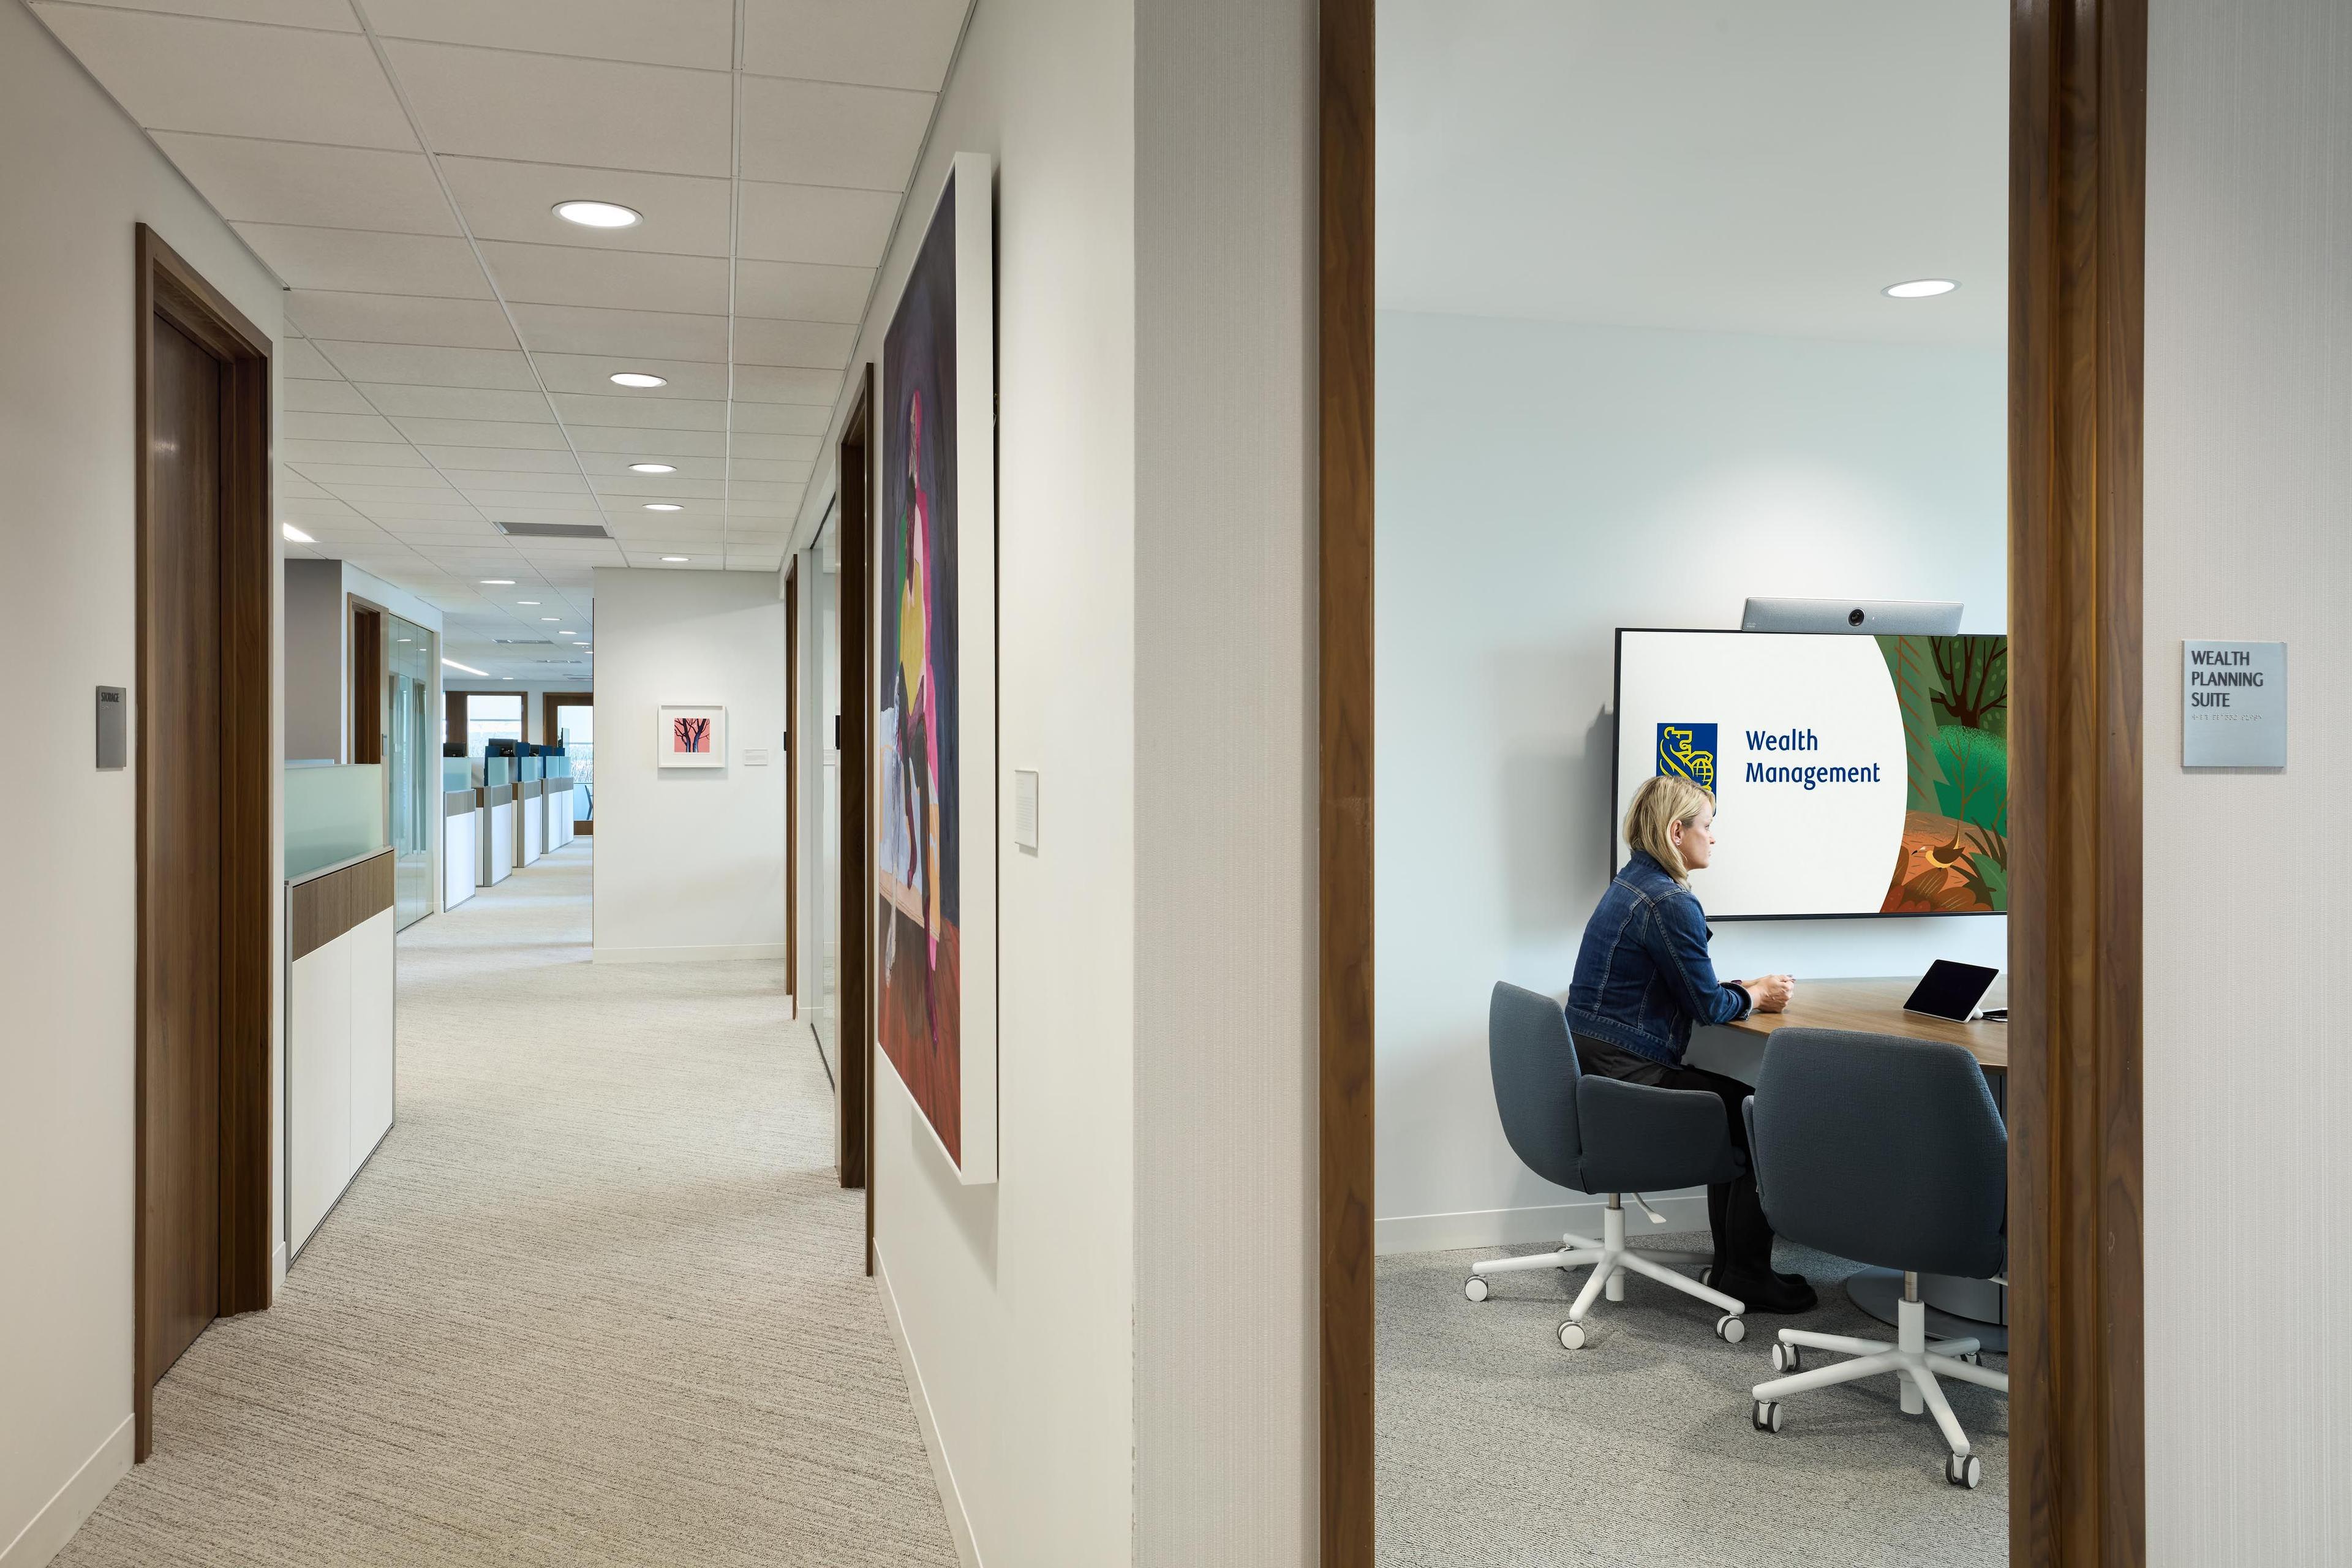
[{"x1": 1564, "y1": 773, "x2": 1815, "y2": 1313}]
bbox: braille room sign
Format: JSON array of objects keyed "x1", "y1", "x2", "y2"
[{"x1": 2183, "y1": 640, "x2": 2286, "y2": 768}]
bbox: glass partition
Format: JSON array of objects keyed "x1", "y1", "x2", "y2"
[
  {"x1": 484, "y1": 753, "x2": 512, "y2": 788},
  {"x1": 285, "y1": 763, "x2": 387, "y2": 881},
  {"x1": 522, "y1": 750, "x2": 545, "y2": 782},
  {"x1": 443, "y1": 756, "x2": 473, "y2": 793},
  {"x1": 551, "y1": 699, "x2": 594, "y2": 825},
  {"x1": 385, "y1": 614, "x2": 434, "y2": 929}
]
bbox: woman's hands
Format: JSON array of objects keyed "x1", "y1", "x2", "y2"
[{"x1": 1743, "y1": 974, "x2": 1796, "y2": 1013}]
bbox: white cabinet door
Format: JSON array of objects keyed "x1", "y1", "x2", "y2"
[
  {"x1": 288, "y1": 937, "x2": 352, "y2": 1253},
  {"x1": 349, "y1": 908, "x2": 396, "y2": 1159}
]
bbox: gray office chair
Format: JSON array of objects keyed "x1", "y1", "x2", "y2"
[
  {"x1": 1741, "y1": 1027, "x2": 2008, "y2": 1488},
  {"x1": 1464, "y1": 982, "x2": 1750, "y2": 1348}
]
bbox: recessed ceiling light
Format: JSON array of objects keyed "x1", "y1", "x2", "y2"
[
  {"x1": 281, "y1": 522, "x2": 314, "y2": 543},
  {"x1": 1883, "y1": 278, "x2": 1959, "y2": 298},
  {"x1": 554, "y1": 200, "x2": 641, "y2": 229},
  {"x1": 502, "y1": 676, "x2": 514, "y2": 680},
  {"x1": 628, "y1": 462, "x2": 677, "y2": 474},
  {"x1": 541, "y1": 616, "x2": 559, "y2": 622},
  {"x1": 609, "y1": 372, "x2": 667, "y2": 388},
  {"x1": 518, "y1": 600, "x2": 540, "y2": 605},
  {"x1": 662, "y1": 556, "x2": 688, "y2": 563},
  {"x1": 443, "y1": 658, "x2": 488, "y2": 677},
  {"x1": 396, "y1": 638, "x2": 412, "y2": 643},
  {"x1": 481, "y1": 578, "x2": 516, "y2": 585},
  {"x1": 644, "y1": 503, "x2": 682, "y2": 511}
]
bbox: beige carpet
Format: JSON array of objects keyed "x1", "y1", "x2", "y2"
[{"x1": 59, "y1": 843, "x2": 958, "y2": 1568}]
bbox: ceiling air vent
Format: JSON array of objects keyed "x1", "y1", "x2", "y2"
[{"x1": 495, "y1": 521, "x2": 611, "y2": 540}]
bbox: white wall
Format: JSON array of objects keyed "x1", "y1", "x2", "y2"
[
  {"x1": 0, "y1": 4, "x2": 284, "y2": 1561},
  {"x1": 590, "y1": 569, "x2": 785, "y2": 962},
  {"x1": 2144, "y1": 3, "x2": 2352, "y2": 1561},
  {"x1": 844, "y1": 2, "x2": 1141, "y2": 1562},
  {"x1": 1132, "y1": 0, "x2": 1316, "y2": 1559},
  {"x1": 1375, "y1": 310, "x2": 2008, "y2": 1249}
]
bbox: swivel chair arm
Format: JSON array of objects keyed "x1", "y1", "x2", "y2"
[{"x1": 1577, "y1": 1076, "x2": 1744, "y2": 1193}]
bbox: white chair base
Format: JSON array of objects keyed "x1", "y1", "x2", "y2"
[
  {"x1": 1748, "y1": 1278, "x2": 2009, "y2": 1488},
  {"x1": 1463, "y1": 1195, "x2": 1746, "y2": 1348}
]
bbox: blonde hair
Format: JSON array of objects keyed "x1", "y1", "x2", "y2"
[{"x1": 1624, "y1": 774, "x2": 1714, "y2": 884}]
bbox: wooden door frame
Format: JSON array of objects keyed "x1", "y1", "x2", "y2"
[
  {"x1": 1313, "y1": 2, "x2": 2147, "y2": 1562},
  {"x1": 134, "y1": 223, "x2": 274, "y2": 1462},
  {"x1": 838, "y1": 367, "x2": 876, "y2": 1250},
  {"x1": 541, "y1": 691, "x2": 595, "y2": 835}
]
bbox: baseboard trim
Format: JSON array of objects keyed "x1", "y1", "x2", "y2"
[
  {"x1": 1375, "y1": 1191, "x2": 1710, "y2": 1257},
  {"x1": 589, "y1": 942, "x2": 788, "y2": 965},
  {"x1": 0, "y1": 1414, "x2": 131, "y2": 1568},
  {"x1": 873, "y1": 1239, "x2": 982, "y2": 1568}
]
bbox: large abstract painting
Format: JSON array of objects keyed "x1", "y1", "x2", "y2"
[{"x1": 876, "y1": 152, "x2": 997, "y2": 1183}]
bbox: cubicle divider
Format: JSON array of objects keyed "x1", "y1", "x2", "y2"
[
  {"x1": 547, "y1": 752, "x2": 574, "y2": 848},
  {"x1": 518, "y1": 751, "x2": 544, "y2": 867},
  {"x1": 443, "y1": 786, "x2": 477, "y2": 909},
  {"x1": 481, "y1": 780, "x2": 514, "y2": 885}
]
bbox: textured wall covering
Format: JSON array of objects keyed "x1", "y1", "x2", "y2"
[
  {"x1": 1133, "y1": 0, "x2": 1319, "y2": 1562},
  {"x1": 2144, "y1": 2, "x2": 2352, "y2": 1561}
]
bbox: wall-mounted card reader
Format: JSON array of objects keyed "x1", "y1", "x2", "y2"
[{"x1": 96, "y1": 687, "x2": 126, "y2": 769}]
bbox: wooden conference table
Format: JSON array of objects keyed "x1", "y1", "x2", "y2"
[{"x1": 1693, "y1": 977, "x2": 2010, "y2": 1348}]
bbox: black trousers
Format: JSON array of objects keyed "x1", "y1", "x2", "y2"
[{"x1": 1571, "y1": 1034, "x2": 1777, "y2": 1277}]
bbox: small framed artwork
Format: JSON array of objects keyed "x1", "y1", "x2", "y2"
[{"x1": 657, "y1": 704, "x2": 726, "y2": 769}]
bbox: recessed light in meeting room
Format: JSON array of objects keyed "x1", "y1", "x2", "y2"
[
  {"x1": 628, "y1": 463, "x2": 676, "y2": 474},
  {"x1": 481, "y1": 578, "x2": 515, "y2": 585},
  {"x1": 661, "y1": 556, "x2": 688, "y2": 564},
  {"x1": 1882, "y1": 278, "x2": 1959, "y2": 298},
  {"x1": 281, "y1": 522, "x2": 312, "y2": 543},
  {"x1": 644, "y1": 503, "x2": 682, "y2": 511},
  {"x1": 553, "y1": 200, "x2": 641, "y2": 229},
  {"x1": 609, "y1": 371, "x2": 666, "y2": 388}
]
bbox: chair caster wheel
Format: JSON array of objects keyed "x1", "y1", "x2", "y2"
[
  {"x1": 1960, "y1": 1350, "x2": 1981, "y2": 1365},
  {"x1": 1751, "y1": 1400, "x2": 1782, "y2": 1433},
  {"x1": 1715, "y1": 1314, "x2": 1746, "y2": 1344},
  {"x1": 1947, "y1": 1453, "x2": 1983, "y2": 1489},
  {"x1": 1463, "y1": 1276, "x2": 1489, "y2": 1302},
  {"x1": 1771, "y1": 1341, "x2": 1802, "y2": 1373},
  {"x1": 1558, "y1": 1321, "x2": 1588, "y2": 1351},
  {"x1": 1698, "y1": 1266, "x2": 1712, "y2": 1286}
]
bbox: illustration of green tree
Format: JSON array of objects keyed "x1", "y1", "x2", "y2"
[
  {"x1": 1931, "y1": 636, "x2": 2007, "y2": 737},
  {"x1": 1878, "y1": 635, "x2": 1951, "y2": 816}
]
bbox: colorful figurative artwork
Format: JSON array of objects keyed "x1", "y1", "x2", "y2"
[
  {"x1": 1875, "y1": 635, "x2": 2008, "y2": 914},
  {"x1": 876, "y1": 152, "x2": 997, "y2": 1183},
  {"x1": 655, "y1": 704, "x2": 725, "y2": 770}
]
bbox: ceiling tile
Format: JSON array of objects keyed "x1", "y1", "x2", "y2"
[
  {"x1": 390, "y1": 417, "x2": 566, "y2": 448},
  {"x1": 288, "y1": 292, "x2": 518, "y2": 350},
  {"x1": 728, "y1": 431, "x2": 822, "y2": 460},
  {"x1": 366, "y1": 0, "x2": 733, "y2": 69},
  {"x1": 277, "y1": 497, "x2": 364, "y2": 520},
  {"x1": 282, "y1": 410, "x2": 404, "y2": 443},
  {"x1": 737, "y1": 76, "x2": 931, "y2": 191},
  {"x1": 276, "y1": 471, "x2": 330, "y2": 498},
  {"x1": 734, "y1": 317, "x2": 856, "y2": 369},
  {"x1": 364, "y1": 385, "x2": 556, "y2": 421},
  {"x1": 594, "y1": 476, "x2": 726, "y2": 500},
  {"x1": 342, "y1": 505, "x2": 492, "y2": 524},
  {"x1": 729, "y1": 401, "x2": 834, "y2": 435},
  {"x1": 326, "y1": 484, "x2": 477, "y2": 508},
  {"x1": 532, "y1": 354, "x2": 729, "y2": 400},
  {"x1": 317, "y1": 342, "x2": 539, "y2": 389},
  {"x1": 734, "y1": 260, "x2": 871, "y2": 324},
  {"x1": 736, "y1": 180, "x2": 900, "y2": 268},
  {"x1": 283, "y1": 439, "x2": 431, "y2": 468},
  {"x1": 726, "y1": 481, "x2": 804, "y2": 503},
  {"x1": 551, "y1": 395, "x2": 727, "y2": 432},
  {"x1": 477, "y1": 241, "x2": 729, "y2": 315},
  {"x1": 31, "y1": 6, "x2": 414, "y2": 148},
  {"x1": 442, "y1": 470, "x2": 589, "y2": 494},
  {"x1": 416, "y1": 445, "x2": 581, "y2": 473},
  {"x1": 233, "y1": 224, "x2": 490, "y2": 297},
  {"x1": 508, "y1": 303, "x2": 729, "y2": 363},
  {"x1": 564, "y1": 423, "x2": 728, "y2": 455},
  {"x1": 150, "y1": 134, "x2": 453, "y2": 235},
  {"x1": 728, "y1": 458, "x2": 816, "y2": 485},
  {"x1": 576, "y1": 453, "x2": 726, "y2": 479},
  {"x1": 304, "y1": 463, "x2": 452, "y2": 488},
  {"x1": 439, "y1": 157, "x2": 732, "y2": 256},
  {"x1": 381, "y1": 40, "x2": 731, "y2": 177},
  {"x1": 741, "y1": 0, "x2": 965, "y2": 91},
  {"x1": 279, "y1": 339, "x2": 345, "y2": 381},
  {"x1": 734, "y1": 365, "x2": 842, "y2": 406},
  {"x1": 68, "y1": 0, "x2": 361, "y2": 26}
]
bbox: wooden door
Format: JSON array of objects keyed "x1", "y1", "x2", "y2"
[{"x1": 145, "y1": 315, "x2": 225, "y2": 1384}]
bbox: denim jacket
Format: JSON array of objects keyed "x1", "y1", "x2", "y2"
[{"x1": 1563, "y1": 850, "x2": 1752, "y2": 1067}]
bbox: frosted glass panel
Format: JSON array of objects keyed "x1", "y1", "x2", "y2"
[
  {"x1": 485, "y1": 755, "x2": 511, "y2": 788},
  {"x1": 286, "y1": 763, "x2": 386, "y2": 880},
  {"x1": 443, "y1": 756, "x2": 473, "y2": 791}
]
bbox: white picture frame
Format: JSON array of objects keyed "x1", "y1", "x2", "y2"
[{"x1": 657, "y1": 704, "x2": 726, "y2": 769}]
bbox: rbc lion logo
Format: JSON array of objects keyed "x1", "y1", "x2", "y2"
[{"x1": 1657, "y1": 723, "x2": 1717, "y2": 791}]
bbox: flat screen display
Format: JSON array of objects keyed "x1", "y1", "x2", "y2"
[{"x1": 1613, "y1": 629, "x2": 2010, "y2": 919}]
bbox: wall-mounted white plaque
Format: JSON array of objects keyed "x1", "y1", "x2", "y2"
[
  {"x1": 1013, "y1": 769, "x2": 1039, "y2": 852},
  {"x1": 2183, "y1": 641, "x2": 2286, "y2": 768}
]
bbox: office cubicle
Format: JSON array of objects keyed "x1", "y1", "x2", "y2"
[
  {"x1": 283, "y1": 763, "x2": 395, "y2": 1260},
  {"x1": 518, "y1": 748, "x2": 545, "y2": 867},
  {"x1": 443, "y1": 755, "x2": 477, "y2": 910},
  {"x1": 480, "y1": 752, "x2": 514, "y2": 886}
]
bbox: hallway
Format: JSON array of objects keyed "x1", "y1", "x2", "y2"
[{"x1": 59, "y1": 845, "x2": 955, "y2": 1568}]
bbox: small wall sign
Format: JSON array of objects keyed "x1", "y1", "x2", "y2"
[{"x1": 2183, "y1": 640, "x2": 2286, "y2": 768}]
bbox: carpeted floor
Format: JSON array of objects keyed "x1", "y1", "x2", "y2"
[
  {"x1": 1379, "y1": 1232, "x2": 2008, "y2": 1567},
  {"x1": 59, "y1": 843, "x2": 958, "y2": 1568}
]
